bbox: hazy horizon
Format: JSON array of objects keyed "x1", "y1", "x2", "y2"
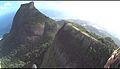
[{"x1": 1, "y1": 1, "x2": 120, "y2": 40}]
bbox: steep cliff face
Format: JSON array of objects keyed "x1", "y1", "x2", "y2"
[
  {"x1": 9, "y1": 2, "x2": 57, "y2": 44},
  {"x1": 0, "y1": 2, "x2": 57, "y2": 63},
  {"x1": 40, "y1": 23, "x2": 117, "y2": 68},
  {"x1": 1, "y1": 2, "x2": 119, "y2": 68}
]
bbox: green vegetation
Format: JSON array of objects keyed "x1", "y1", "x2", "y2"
[
  {"x1": 59, "y1": 21, "x2": 118, "y2": 53},
  {"x1": 71, "y1": 22, "x2": 118, "y2": 46},
  {"x1": 87, "y1": 31, "x2": 118, "y2": 51},
  {"x1": 68, "y1": 21, "x2": 119, "y2": 67},
  {"x1": 41, "y1": 20, "x2": 120, "y2": 68},
  {"x1": 0, "y1": 56, "x2": 25, "y2": 68}
]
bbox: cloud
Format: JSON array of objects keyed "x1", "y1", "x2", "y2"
[
  {"x1": 0, "y1": 6, "x2": 4, "y2": 10},
  {"x1": 4, "y1": 2, "x2": 11, "y2": 6},
  {"x1": 0, "y1": 2, "x2": 12, "y2": 10},
  {"x1": 0, "y1": 38, "x2": 2, "y2": 40}
]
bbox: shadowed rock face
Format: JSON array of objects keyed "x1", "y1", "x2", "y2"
[
  {"x1": 10, "y1": 2, "x2": 47, "y2": 43},
  {"x1": 0, "y1": 2, "x2": 57, "y2": 63},
  {"x1": 40, "y1": 23, "x2": 112, "y2": 68},
  {"x1": 1, "y1": 2, "x2": 119, "y2": 68}
]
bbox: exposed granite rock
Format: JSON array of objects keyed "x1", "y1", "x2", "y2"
[
  {"x1": 40, "y1": 23, "x2": 113, "y2": 68},
  {"x1": 0, "y1": 2, "x2": 57, "y2": 63},
  {"x1": 1, "y1": 2, "x2": 119, "y2": 68}
]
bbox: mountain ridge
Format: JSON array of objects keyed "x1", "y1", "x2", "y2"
[
  {"x1": 56, "y1": 19, "x2": 120, "y2": 46},
  {"x1": 0, "y1": 2, "x2": 119, "y2": 68},
  {"x1": 0, "y1": 2, "x2": 58, "y2": 67},
  {"x1": 41, "y1": 23, "x2": 118, "y2": 68}
]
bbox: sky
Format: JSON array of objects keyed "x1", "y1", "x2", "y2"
[{"x1": 1, "y1": 1, "x2": 120, "y2": 39}]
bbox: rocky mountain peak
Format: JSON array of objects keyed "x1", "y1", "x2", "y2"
[
  {"x1": 0, "y1": 2, "x2": 119, "y2": 68},
  {"x1": 0, "y1": 2, "x2": 57, "y2": 60},
  {"x1": 9, "y1": 2, "x2": 51, "y2": 37},
  {"x1": 21, "y1": 2, "x2": 34, "y2": 9}
]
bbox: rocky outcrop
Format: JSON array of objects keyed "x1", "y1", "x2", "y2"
[
  {"x1": 40, "y1": 23, "x2": 116, "y2": 68},
  {"x1": 0, "y1": 2, "x2": 57, "y2": 63},
  {"x1": 1, "y1": 2, "x2": 119, "y2": 68}
]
